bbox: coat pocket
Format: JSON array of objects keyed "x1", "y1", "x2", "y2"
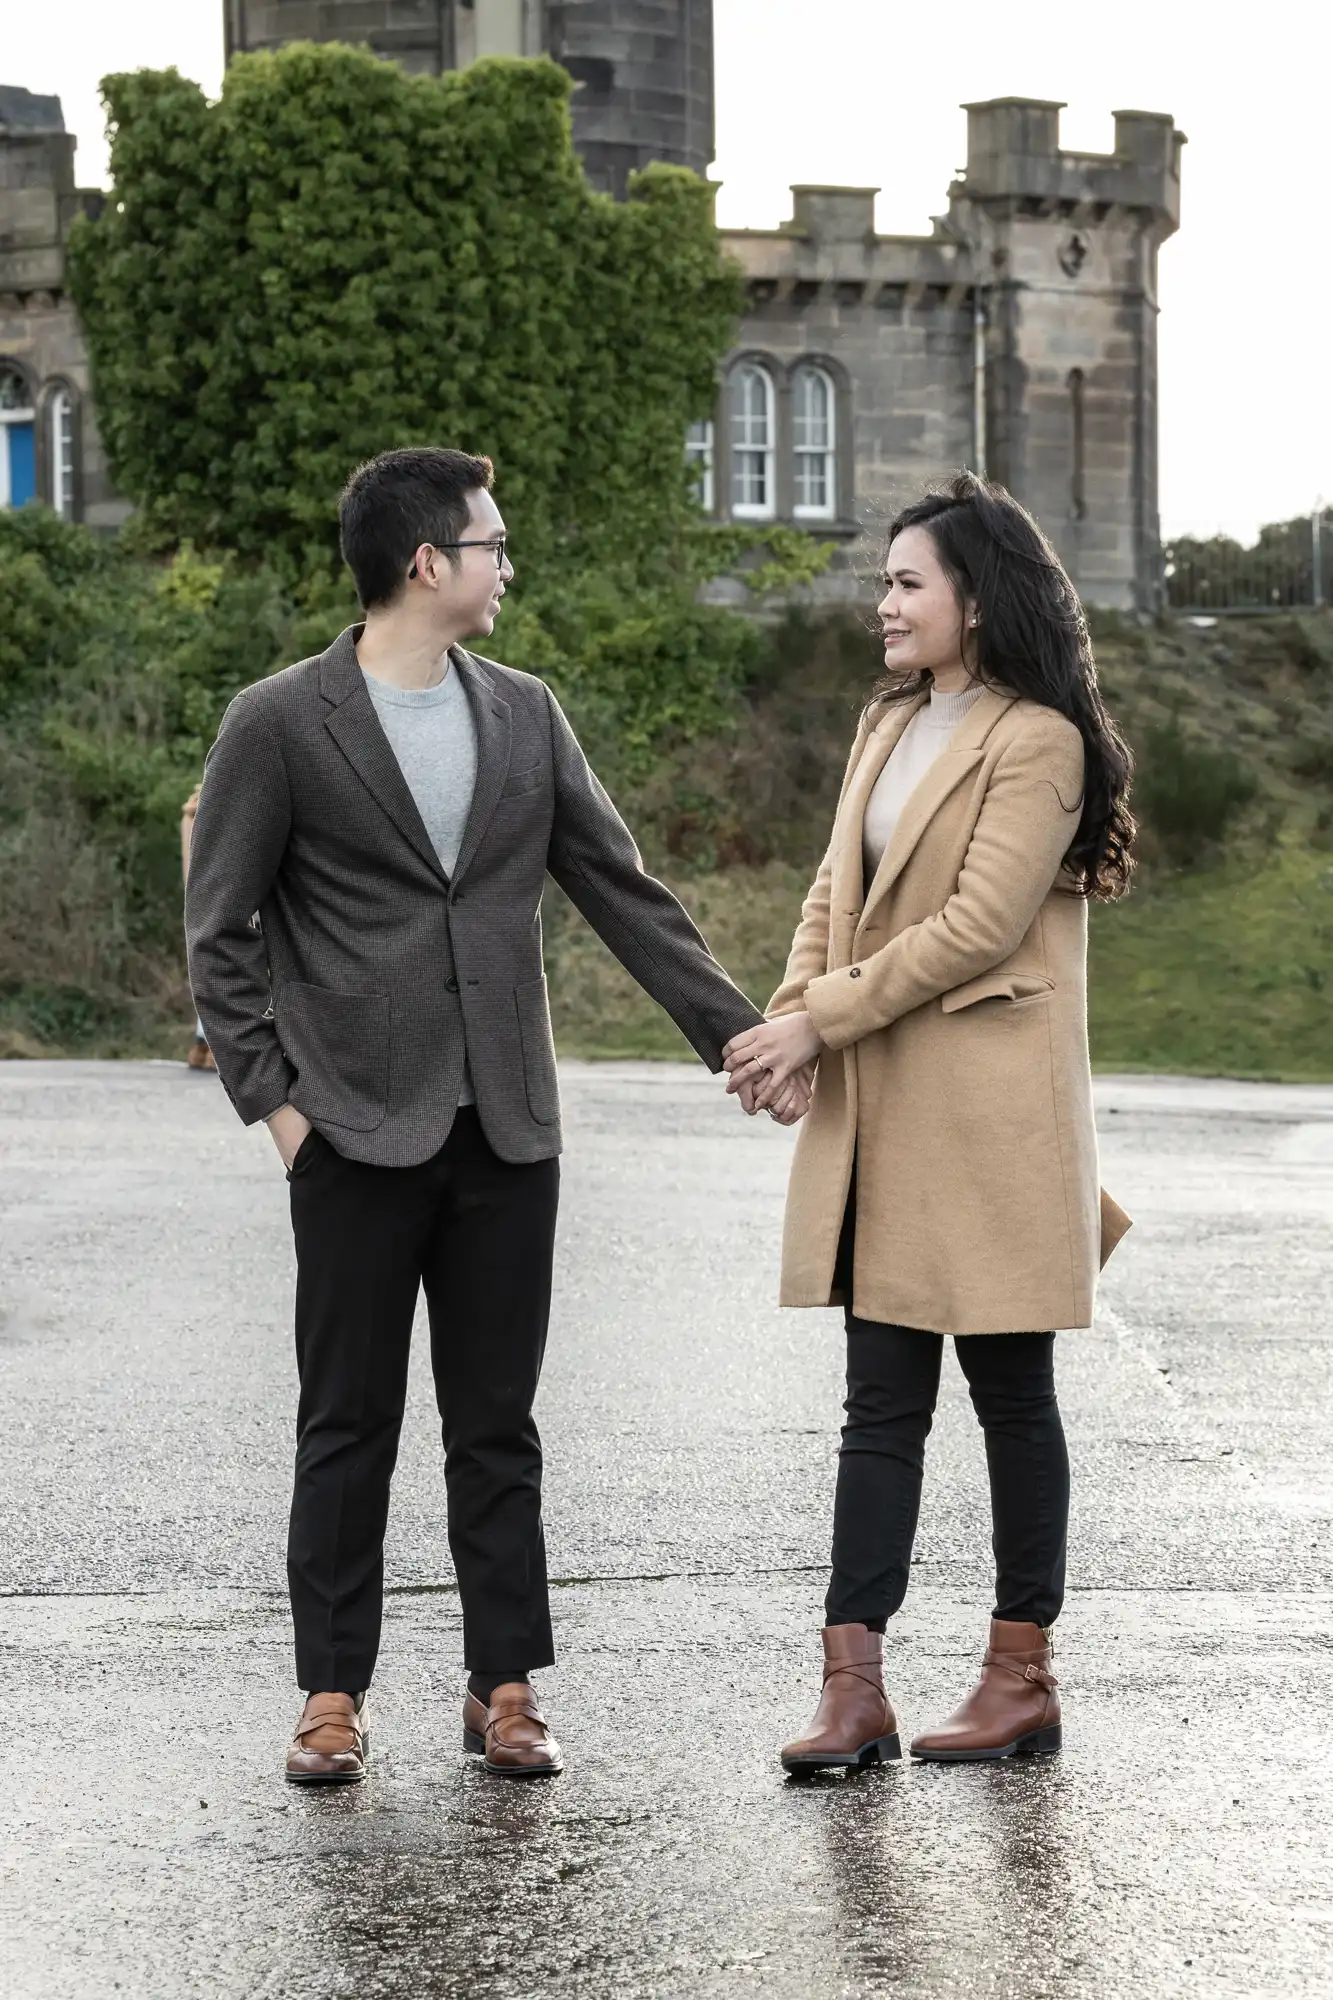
[
  {"x1": 273, "y1": 982, "x2": 389, "y2": 1131},
  {"x1": 940, "y1": 971, "x2": 1056, "y2": 1014},
  {"x1": 513, "y1": 974, "x2": 560, "y2": 1126}
]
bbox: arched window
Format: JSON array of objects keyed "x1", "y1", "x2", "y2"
[
  {"x1": 792, "y1": 365, "x2": 836, "y2": 520},
  {"x1": 730, "y1": 364, "x2": 775, "y2": 519},
  {"x1": 0, "y1": 365, "x2": 37, "y2": 512},
  {"x1": 685, "y1": 417, "x2": 715, "y2": 514},
  {"x1": 48, "y1": 387, "x2": 76, "y2": 519}
]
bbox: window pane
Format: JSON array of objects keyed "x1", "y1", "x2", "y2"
[
  {"x1": 50, "y1": 391, "x2": 74, "y2": 518},
  {"x1": 793, "y1": 368, "x2": 831, "y2": 452},
  {"x1": 0, "y1": 368, "x2": 32, "y2": 413},
  {"x1": 732, "y1": 449, "x2": 768, "y2": 511},
  {"x1": 732, "y1": 366, "x2": 771, "y2": 451},
  {"x1": 685, "y1": 417, "x2": 714, "y2": 512},
  {"x1": 795, "y1": 456, "x2": 828, "y2": 512}
]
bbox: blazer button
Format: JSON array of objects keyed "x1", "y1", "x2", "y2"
[
  {"x1": 849, "y1": 966, "x2": 863, "y2": 979},
  {"x1": 445, "y1": 977, "x2": 460, "y2": 994}
]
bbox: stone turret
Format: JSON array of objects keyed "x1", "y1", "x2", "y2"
[
  {"x1": 223, "y1": 1, "x2": 716, "y2": 196},
  {"x1": 544, "y1": 1, "x2": 714, "y2": 196},
  {"x1": 949, "y1": 97, "x2": 1185, "y2": 609}
]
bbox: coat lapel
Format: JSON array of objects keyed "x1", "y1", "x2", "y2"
[
  {"x1": 450, "y1": 650, "x2": 512, "y2": 890},
  {"x1": 320, "y1": 626, "x2": 449, "y2": 885},
  {"x1": 859, "y1": 686, "x2": 1018, "y2": 922}
]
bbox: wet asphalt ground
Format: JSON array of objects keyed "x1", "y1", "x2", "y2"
[{"x1": 2, "y1": 1058, "x2": 1331, "y2": 1999}]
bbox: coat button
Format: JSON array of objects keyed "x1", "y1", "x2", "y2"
[
  {"x1": 849, "y1": 966, "x2": 863, "y2": 979},
  {"x1": 445, "y1": 977, "x2": 460, "y2": 994}
]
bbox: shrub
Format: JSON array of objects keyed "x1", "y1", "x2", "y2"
[{"x1": 1133, "y1": 718, "x2": 1259, "y2": 867}]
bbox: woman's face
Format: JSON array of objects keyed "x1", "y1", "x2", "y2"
[{"x1": 877, "y1": 525, "x2": 974, "y2": 680}]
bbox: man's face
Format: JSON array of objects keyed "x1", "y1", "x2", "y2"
[{"x1": 411, "y1": 488, "x2": 515, "y2": 637}]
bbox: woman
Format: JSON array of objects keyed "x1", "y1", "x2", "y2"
[{"x1": 724, "y1": 473, "x2": 1134, "y2": 1770}]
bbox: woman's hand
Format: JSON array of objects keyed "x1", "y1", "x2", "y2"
[{"x1": 723, "y1": 1013, "x2": 825, "y2": 1112}]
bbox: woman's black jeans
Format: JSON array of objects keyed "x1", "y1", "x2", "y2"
[{"x1": 825, "y1": 1198, "x2": 1069, "y2": 1632}]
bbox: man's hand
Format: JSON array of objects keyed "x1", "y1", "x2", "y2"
[
  {"x1": 724, "y1": 1013, "x2": 825, "y2": 1112},
  {"x1": 266, "y1": 1102, "x2": 312, "y2": 1171},
  {"x1": 731, "y1": 1063, "x2": 812, "y2": 1124}
]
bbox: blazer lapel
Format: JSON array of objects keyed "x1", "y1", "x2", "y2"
[
  {"x1": 860, "y1": 686, "x2": 1018, "y2": 921},
  {"x1": 320, "y1": 624, "x2": 448, "y2": 885},
  {"x1": 450, "y1": 650, "x2": 512, "y2": 890}
]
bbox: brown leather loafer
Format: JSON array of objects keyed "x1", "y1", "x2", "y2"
[
  {"x1": 781, "y1": 1623, "x2": 901, "y2": 1775},
  {"x1": 285, "y1": 1692, "x2": 369, "y2": 1784},
  {"x1": 462, "y1": 1683, "x2": 563, "y2": 1778},
  {"x1": 911, "y1": 1619, "x2": 1062, "y2": 1762}
]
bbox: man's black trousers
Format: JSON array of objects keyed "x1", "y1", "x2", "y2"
[{"x1": 285, "y1": 1108, "x2": 559, "y2": 1693}]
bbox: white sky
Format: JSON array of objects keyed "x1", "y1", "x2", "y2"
[{"x1": 8, "y1": 0, "x2": 1329, "y2": 542}]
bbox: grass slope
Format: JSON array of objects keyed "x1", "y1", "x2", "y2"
[{"x1": 546, "y1": 611, "x2": 1333, "y2": 1081}]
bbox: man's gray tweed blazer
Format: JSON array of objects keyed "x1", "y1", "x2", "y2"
[{"x1": 185, "y1": 625, "x2": 764, "y2": 1166}]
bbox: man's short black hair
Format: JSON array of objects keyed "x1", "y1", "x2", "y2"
[{"x1": 339, "y1": 447, "x2": 495, "y2": 609}]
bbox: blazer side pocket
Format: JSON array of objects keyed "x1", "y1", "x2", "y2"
[
  {"x1": 274, "y1": 982, "x2": 389, "y2": 1131},
  {"x1": 513, "y1": 974, "x2": 560, "y2": 1126}
]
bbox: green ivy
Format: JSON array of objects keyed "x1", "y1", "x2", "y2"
[{"x1": 68, "y1": 47, "x2": 743, "y2": 587}]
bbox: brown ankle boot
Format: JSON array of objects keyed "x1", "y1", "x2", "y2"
[
  {"x1": 910, "y1": 1619, "x2": 1061, "y2": 1762},
  {"x1": 780, "y1": 1624, "x2": 901, "y2": 1774}
]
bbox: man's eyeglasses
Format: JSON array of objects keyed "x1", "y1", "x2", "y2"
[{"x1": 408, "y1": 538, "x2": 507, "y2": 580}]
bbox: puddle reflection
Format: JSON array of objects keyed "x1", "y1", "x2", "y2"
[{"x1": 817, "y1": 1757, "x2": 1087, "y2": 1992}]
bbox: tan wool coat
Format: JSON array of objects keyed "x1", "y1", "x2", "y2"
[{"x1": 768, "y1": 686, "x2": 1131, "y2": 1336}]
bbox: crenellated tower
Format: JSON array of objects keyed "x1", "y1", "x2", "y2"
[{"x1": 949, "y1": 99, "x2": 1184, "y2": 609}]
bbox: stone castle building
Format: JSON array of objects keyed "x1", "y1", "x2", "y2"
[{"x1": 1, "y1": 3, "x2": 1183, "y2": 608}]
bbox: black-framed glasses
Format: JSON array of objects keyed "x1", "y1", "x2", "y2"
[{"x1": 408, "y1": 538, "x2": 507, "y2": 579}]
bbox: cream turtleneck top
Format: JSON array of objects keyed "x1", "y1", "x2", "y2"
[{"x1": 862, "y1": 682, "x2": 985, "y2": 880}]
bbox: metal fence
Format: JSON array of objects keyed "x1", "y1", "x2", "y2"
[{"x1": 1164, "y1": 506, "x2": 1328, "y2": 615}]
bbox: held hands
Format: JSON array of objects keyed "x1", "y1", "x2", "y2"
[
  {"x1": 266, "y1": 1102, "x2": 313, "y2": 1171},
  {"x1": 723, "y1": 1011, "x2": 825, "y2": 1125}
]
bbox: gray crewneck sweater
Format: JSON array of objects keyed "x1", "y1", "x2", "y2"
[{"x1": 363, "y1": 660, "x2": 479, "y2": 1105}]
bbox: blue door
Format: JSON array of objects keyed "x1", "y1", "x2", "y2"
[{"x1": 7, "y1": 421, "x2": 36, "y2": 506}]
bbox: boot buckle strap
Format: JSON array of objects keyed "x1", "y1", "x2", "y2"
[
  {"x1": 1023, "y1": 1662, "x2": 1058, "y2": 1690},
  {"x1": 822, "y1": 1660, "x2": 883, "y2": 1690}
]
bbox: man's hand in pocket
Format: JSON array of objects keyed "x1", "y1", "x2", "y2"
[{"x1": 266, "y1": 1102, "x2": 313, "y2": 1171}]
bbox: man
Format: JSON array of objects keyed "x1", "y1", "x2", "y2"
[{"x1": 186, "y1": 447, "x2": 805, "y2": 1783}]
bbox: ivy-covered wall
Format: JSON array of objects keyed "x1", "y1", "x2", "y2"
[{"x1": 67, "y1": 46, "x2": 739, "y2": 586}]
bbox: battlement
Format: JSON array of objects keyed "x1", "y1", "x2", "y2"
[
  {"x1": 0, "y1": 86, "x2": 66, "y2": 136},
  {"x1": 958, "y1": 96, "x2": 1184, "y2": 231},
  {"x1": 0, "y1": 87, "x2": 81, "y2": 295}
]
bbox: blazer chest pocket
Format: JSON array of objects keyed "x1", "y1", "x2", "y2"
[
  {"x1": 940, "y1": 971, "x2": 1055, "y2": 1014},
  {"x1": 500, "y1": 761, "x2": 546, "y2": 801},
  {"x1": 274, "y1": 982, "x2": 389, "y2": 1131}
]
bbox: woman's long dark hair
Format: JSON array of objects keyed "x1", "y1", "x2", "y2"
[{"x1": 873, "y1": 472, "x2": 1135, "y2": 900}]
